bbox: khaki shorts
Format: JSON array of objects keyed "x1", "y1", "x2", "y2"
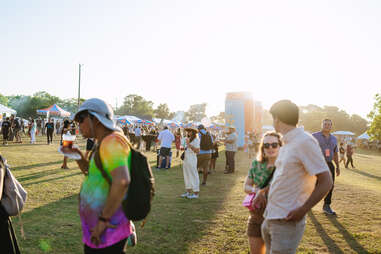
[
  {"x1": 247, "y1": 208, "x2": 265, "y2": 237},
  {"x1": 197, "y1": 153, "x2": 211, "y2": 170}
]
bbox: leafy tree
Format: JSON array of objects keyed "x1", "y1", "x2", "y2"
[
  {"x1": 210, "y1": 112, "x2": 225, "y2": 124},
  {"x1": 7, "y1": 91, "x2": 61, "y2": 118},
  {"x1": 185, "y1": 103, "x2": 207, "y2": 122},
  {"x1": 8, "y1": 95, "x2": 32, "y2": 118},
  {"x1": 116, "y1": 94, "x2": 154, "y2": 118},
  {"x1": 0, "y1": 93, "x2": 8, "y2": 106},
  {"x1": 299, "y1": 104, "x2": 367, "y2": 135},
  {"x1": 154, "y1": 103, "x2": 171, "y2": 119},
  {"x1": 368, "y1": 93, "x2": 381, "y2": 140},
  {"x1": 60, "y1": 98, "x2": 86, "y2": 113}
]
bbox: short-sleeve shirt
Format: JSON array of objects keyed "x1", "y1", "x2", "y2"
[
  {"x1": 264, "y1": 128, "x2": 329, "y2": 220},
  {"x1": 158, "y1": 129, "x2": 175, "y2": 148},
  {"x1": 312, "y1": 131, "x2": 338, "y2": 162},
  {"x1": 1, "y1": 121, "x2": 10, "y2": 133},
  {"x1": 134, "y1": 127, "x2": 141, "y2": 137},
  {"x1": 79, "y1": 132, "x2": 132, "y2": 249},
  {"x1": 225, "y1": 132, "x2": 238, "y2": 152},
  {"x1": 248, "y1": 160, "x2": 274, "y2": 189},
  {"x1": 45, "y1": 122, "x2": 54, "y2": 130}
]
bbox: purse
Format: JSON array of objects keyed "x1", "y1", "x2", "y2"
[
  {"x1": 180, "y1": 151, "x2": 185, "y2": 160},
  {"x1": 242, "y1": 193, "x2": 256, "y2": 211},
  {"x1": 0, "y1": 155, "x2": 27, "y2": 216}
]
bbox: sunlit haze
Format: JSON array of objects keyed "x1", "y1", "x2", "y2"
[{"x1": 1, "y1": 1, "x2": 380, "y2": 118}]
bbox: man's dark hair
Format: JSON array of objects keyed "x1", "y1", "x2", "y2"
[
  {"x1": 269, "y1": 100, "x2": 299, "y2": 126},
  {"x1": 164, "y1": 126, "x2": 168, "y2": 130}
]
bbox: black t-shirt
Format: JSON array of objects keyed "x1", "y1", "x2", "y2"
[
  {"x1": 2, "y1": 121, "x2": 10, "y2": 132},
  {"x1": 45, "y1": 122, "x2": 54, "y2": 131},
  {"x1": 14, "y1": 119, "x2": 20, "y2": 129}
]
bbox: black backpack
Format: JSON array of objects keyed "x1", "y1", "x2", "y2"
[
  {"x1": 93, "y1": 139, "x2": 155, "y2": 221},
  {"x1": 200, "y1": 132, "x2": 213, "y2": 150}
]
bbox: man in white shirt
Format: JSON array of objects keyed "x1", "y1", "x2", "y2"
[
  {"x1": 157, "y1": 126, "x2": 175, "y2": 169},
  {"x1": 253, "y1": 100, "x2": 333, "y2": 254}
]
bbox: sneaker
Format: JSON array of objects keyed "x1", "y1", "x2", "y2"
[
  {"x1": 187, "y1": 193, "x2": 199, "y2": 199},
  {"x1": 180, "y1": 192, "x2": 190, "y2": 198},
  {"x1": 323, "y1": 204, "x2": 336, "y2": 215}
]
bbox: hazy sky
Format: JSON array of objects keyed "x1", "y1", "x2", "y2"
[{"x1": 1, "y1": 0, "x2": 380, "y2": 118}]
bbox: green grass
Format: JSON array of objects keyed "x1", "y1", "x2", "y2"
[{"x1": 1, "y1": 135, "x2": 381, "y2": 253}]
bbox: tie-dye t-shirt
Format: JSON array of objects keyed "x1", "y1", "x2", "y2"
[{"x1": 79, "y1": 132, "x2": 132, "y2": 249}]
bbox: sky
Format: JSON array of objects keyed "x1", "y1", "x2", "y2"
[{"x1": 1, "y1": 0, "x2": 380, "y2": 119}]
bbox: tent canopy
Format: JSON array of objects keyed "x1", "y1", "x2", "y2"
[
  {"x1": 36, "y1": 104, "x2": 71, "y2": 117},
  {"x1": 332, "y1": 131, "x2": 355, "y2": 136},
  {"x1": 357, "y1": 132, "x2": 370, "y2": 140},
  {"x1": 0, "y1": 104, "x2": 17, "y2": 115}
]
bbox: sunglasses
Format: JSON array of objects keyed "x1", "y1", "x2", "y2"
[
  {"x1": 263, "y1": 142, "x2": 279, "y2": 149},
  {"x1": 76, "y1": 112, "x2": 89, "y2": 124}
]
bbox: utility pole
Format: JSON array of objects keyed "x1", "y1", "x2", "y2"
[{"x1": 77, "y1": 64, "x2": 82, "y2": 109}]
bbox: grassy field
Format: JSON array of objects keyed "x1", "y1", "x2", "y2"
[{"x1": 1, "y1": 135, "x2": 381, "y2": 253}]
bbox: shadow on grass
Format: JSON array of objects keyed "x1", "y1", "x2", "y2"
[
  {"x1": 346, "y1": 168, "x2": 381, "y2": 182},
  {"x1": 13, "y1": 194, "x2": 83, "y2": 254},
  {"x1": 326, "y1": 216, "x2": 371, "y2": 254},
  {"x1": 308, "y1": 211, "x2": 345, "y2": 254},
  {"x1": 17, "y1": 167, "x2": 73, "y2": 182},
  {"x1": 12, "y1": 160, "x2": 63, "y2": 171},
  {"x1": 12, "y1": 149, "x2": 241, "y2": 254},
  {"x1": 23, "y1": 171, "x2": 82, "y2": 187},
  {"x1": 126, "y1": 150, "x2": 243, "y2": 254}
]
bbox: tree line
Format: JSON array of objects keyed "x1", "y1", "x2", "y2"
[
  {"x1": 2, "y1": 91, "x2": 379, "y2": 139},
  {"x1": 0, "y1": 92, "x2": 208, "y2": 122}
]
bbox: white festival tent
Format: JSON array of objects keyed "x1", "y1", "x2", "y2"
[
  {"x1": 0, "y1": 104, "x2": 17, "y2": 116},
  {"x1": 357, "y1": 132, "x2": 370, "y2": 140}
]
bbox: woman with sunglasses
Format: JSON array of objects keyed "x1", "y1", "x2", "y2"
[{"x1": 243, "y1": 131, "x2": 282, "y2": 254}]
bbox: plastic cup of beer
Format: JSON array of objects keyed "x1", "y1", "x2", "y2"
[{"x1": 62, "y1": 132, "x2": 76, "y2": 148}]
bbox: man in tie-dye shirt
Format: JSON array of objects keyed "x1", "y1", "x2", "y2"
[{"x1": 67, "y1": 98, "x2": 133, "y2": 253}]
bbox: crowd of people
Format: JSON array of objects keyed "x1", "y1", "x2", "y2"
[{"x1": 0, "y1": 98, "x2": 363, "y2": 254}]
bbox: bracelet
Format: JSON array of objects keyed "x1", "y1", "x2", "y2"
[{"x1": 98, "y1": 216, "x2": 110, "y2": 223}]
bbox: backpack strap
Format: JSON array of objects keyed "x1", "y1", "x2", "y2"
[{"x1": 93, "y1": 143, "x2": 112, "y2": 186}]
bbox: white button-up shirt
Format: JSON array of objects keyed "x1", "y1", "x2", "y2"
[{"x1": 264, "y1": 127, "x2": 329, "y2": 220}]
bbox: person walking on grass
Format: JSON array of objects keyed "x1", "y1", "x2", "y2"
[
  {"x1": 45, "y1": 118, "x2": 55, "y2": 144},
  {"x1": 63, "y1": 98, "x2": 135, "y2": 253},
  {"x1": 1, "y1": 117, "x2": 11, "y2": 145},
  {"x1": 197, "y1": 125, "x2": 214, "y2": 185},
  {"x1": 312, "y1": 119, "x2": 341, "y2": 216},
  {"x1": 244, "y1": 131, "x2": 282, "y2": 254},
  {"x1": 209, "y1": 134, "x2": 219, "y2": 173},
  {"x1": 253, "y1": 100, "x2": 332, "y2": 254},
  {"x1": 339, "y1": 142, "x2": 346, "y2": 166},
  {"x1": 30, "y1": 119, "x2": 37, "y2": 144},
  {"x1": 157, "y1": 126, "x2": 175, "y2": 169},
  {"x1": 345, "y1": 144, "x2": 355, "y2": 169},
  {"x1": 181, "y1": 127, "x2": 200, "y2": 199},
  {"x1": 224, "y1": 126, "x2": 238, "y2": 174},
  {"x1": 60, "y1": 119, "x2": 71, "y2": 169},
  {"x1": 174, "y1": 128, "x2": 182, "y2": 158}
]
